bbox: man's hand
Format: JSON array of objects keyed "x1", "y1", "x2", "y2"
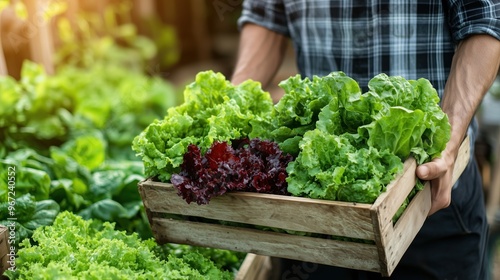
[
  {"x1": 416, "y1": 151, "x2": 455, "y2": 216},
  {"x1": 420, "y1": 35, "x2": 500, "y2": 216}
]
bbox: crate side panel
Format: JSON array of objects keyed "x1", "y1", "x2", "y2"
[
  {"x1": 452, "y1": 136, "x2": 470, "y2": 184},
  {"x1": 369, "y1": 158, "x2": 417, "y2": 277},
  {"x1": 370, "y1": 136, "x2": 470, "y2": 276},
  {"x1": 372, "y1": 135, "x2": 470, "y2": 232},
  {"x1": 235, "y1": 254, "x2": 273, "y2": 280},
  {"x1": 140, "y1": 182, "x2": 375, "y2": 240},
  {"x1": 151, "y1": 217, "x2": 382, "y2": 273},
  {"x1": 0, "y1": 226, "x2": 9, "y2": 276},
  {"x1": 372, "y1": 158, "x2": 417, "y2": 229},
  {"x1": 384, "y1": 183, "x2": 432, "y2": 275}
]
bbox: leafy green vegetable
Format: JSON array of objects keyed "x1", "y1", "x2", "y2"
[
  {"x1": 5, "y1": 212, "x2": 233, "y2": 280},
  {"x1": 132, "y1": 71, "x2": 274, "y2": 182},
  {"x1": 360, "y1": 106, "x2": 426, "y2": 160},
  {"x1": 0, "y1": 194, "x2": 59, "y2": 244},
  {"x1": 0, "y1": 75, "x2": 23, "y2": 128},
  {"x1": 250, "y1": 72, "x2": 354, "y2": 155},
  {"x1": 155, "y1": 244, "x2": 246, "y2": 276},
  {"x1": 0, "y1": 60, "x2": 176, "y2": 159},
  {"x1": 0, "y1": 149, "x2": 52, "y2": 201},
  {"x1": 251, "y1": 72, "x2": 450, "y2": 163},
  {"x1": 0, "y1": 59, "x2": 176, "y2": 240},
  {"x1": 358, "y1": 76, "x2": 451, "y2": 163},
  {"x1": 286, "y1": 130, "x2": 403, "y2": 203},
  {"x1": 57, "y1": 134, "x2": 107, "y2": 170},
  {"x1": 273, "y1": 72, "x2": 450, "y2": 204},
  {"x1": 133, "y1": 70, "x2": 449, "y2": 208},
  {"x1": 0, "y1": 1, "x2": 181, "y2": 248}
]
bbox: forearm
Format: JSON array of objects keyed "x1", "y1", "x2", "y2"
[
  {"x1": 416, "y1": 34, "x2": 500, "y2": 215},
  {"x1": 442, "y1": 34, "x2": 500, "y2": 158},
  {"x1": 231, "y1": 23, "x2": 288, "y2": 88}
]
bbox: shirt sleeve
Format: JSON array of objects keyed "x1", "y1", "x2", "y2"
[
  {"x1": 237, "y1": 0, "x2": 290, "y2": 37},
  {"x1": 447, "y1": 0, "x2": 500, "y2": 42}
]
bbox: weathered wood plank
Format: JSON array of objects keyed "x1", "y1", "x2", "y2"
[
  {"x1": 384, "y1": 182, "x2": 432, "y2": 275},
  {"x1": 235, "y1": 254, "x2": 273, "y2": 280},
  {"x1": 371, "y1": 136, "x2": 470, "y2": 276},
  {"x1": 452, "y1": 135, "x2": 471, "y2": 185},
  {"x1": 0, "y1": 225, "x2": 9, "y2": 276},
  {"x1": 371, "y1": 158, "x2": 418, "y2": 230},
  {"x1": 373, "y1": 135, "x2": 470, "y2": 229},
  {"x1": 140, "y1": 183, "x2": 375, "y2": 240},
  {"x1": 0, "y1": 32, "x2": 7, "y2": 75},
  {"x1": 151, "y1": 217, "x2": 381, "y2": 273},
  {"x1": 368, "y1": 157, "x2": 418, "y2": 276}
]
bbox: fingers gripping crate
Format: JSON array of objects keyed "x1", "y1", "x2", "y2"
[{"x1": 139, "y1": 137, "x2": 470, "y2": 277}]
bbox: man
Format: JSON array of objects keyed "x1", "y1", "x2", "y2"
[{"x1": 231, "y1": 1, "x2": 500, "y2": 279}]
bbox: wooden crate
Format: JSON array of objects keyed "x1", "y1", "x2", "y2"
[
  {"x1": 0, "y1": 225, "x2": 9, "y2": 277},
  {"x1": 235, "y1": 254, "x2": 274, "y2": 280},
  {"x1": 139, "y1": 136, "x2": 470, "y2": 277}
]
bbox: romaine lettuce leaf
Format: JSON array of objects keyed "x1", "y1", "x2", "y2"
[{"x1": 359, "y1": 106, "x2": 426, "y2": 160}]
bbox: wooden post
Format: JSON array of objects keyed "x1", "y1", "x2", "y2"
[
  {"x1": 66, "y1": 0, "x2": 79, "y2": 34},
  {"x1": 486, "y1": 128, "x2": 500, "y2": 224},
  {"x1": 189, "y1": 0, "x2": 211, "y2": 61},
  {"x1": 134, "y1": 0, "x2": 155, "y2": 19},
  {"x1": 132, "y1": 0, "x2": 156, "y2": 37},
  {"x1": 0, "y1": 225, "x2": 10, "y2": 278},
  {"x1": 0, "y1": 36, "x2": 8, "y2": 76},
  {"x1": 24, "y1": 0, "x2": 54, "y2": 75},
  {"x1": 0, "y1": 10, "x2": 9, "y2": 75}
]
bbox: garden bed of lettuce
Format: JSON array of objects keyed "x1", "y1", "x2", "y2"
[
  {"x1": 0, "y1": 61, "x2": 245, "y2": 279},
  {"x1": 0, "y1": 2, "x2": 248, "y2": 278}
]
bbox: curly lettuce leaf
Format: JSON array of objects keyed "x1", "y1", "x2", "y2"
[
  {"x1": 286, "y1": 72, "x2": 448, "y2": 203},
  {"x1": 286, "y1": 130, "x2": 403, "y2": 203},
  {"x1": 155, "y1": 244, "x2": 246, "y2": 274},
  {"x1": 409, "y1": 78, "x2": 451, "y2": 162},
  {"x1": 5, "y1": 212, "x2": 232, "y2": 280},
  {"x1": 359, "y1": 75, "x2": 450, "y2": 163},
  {"x1": 132, "y1": 71, "x2": 274, "y2": 181},
  {"x1": 366, "y1": 73, "x2": 417, "y2": 108},
  {"x1": 250, "y1": 72, "x2": 356, "y2": 155}
]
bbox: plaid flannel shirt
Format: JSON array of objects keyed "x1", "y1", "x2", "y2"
[
  {"x1": 238, "y1": 0, "x2": 500, "y2": 180},
  {"x1": 238, "y1": 0, "x2": 500, "y2": 97}
]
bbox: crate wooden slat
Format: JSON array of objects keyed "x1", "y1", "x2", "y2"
[
  {"x1": 235, "y1": 254, "x2": 273, "y2": 280},
  {"x1": 0, "y1": 225, "x2": 9, "y2": 277},
  {"x1": 139, "y1": 136, "x2": 470, "y2": 277},
  {"x1": 151, "y1": 218, "x2": 381, "y2": 272},
  {"x1": 142, "y1": 181, "x2": 375, "y2": 240},
  {"x1": 374, "y1": 180, "x2": 432, "y2": 272},
  {"x1": 0, "y1": 29, "x2": 7, "y2": 76}
]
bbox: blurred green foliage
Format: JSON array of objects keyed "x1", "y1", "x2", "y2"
[{"x1": 0, "y1": 60, "x2": 176, "y2": 240}]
